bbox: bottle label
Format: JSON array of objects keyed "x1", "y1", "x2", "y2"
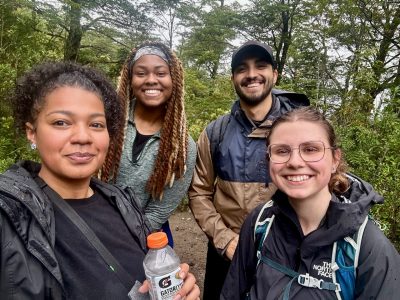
[{"x1": 148, "y1": 267, "x2": 183, "y2": 300}]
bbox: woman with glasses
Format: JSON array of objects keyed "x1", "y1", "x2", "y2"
[{"x1": 221, "y1": 107, "x2": 399, "y2": 299}]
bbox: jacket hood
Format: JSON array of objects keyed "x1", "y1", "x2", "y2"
[
  {"x1": 318, "y1": 173, "x2": 383, "y2": 248},
  {"x1": 274, "y1": 173, "x2": 384, "y2": 251}
]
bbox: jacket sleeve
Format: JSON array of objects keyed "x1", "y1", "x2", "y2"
[
  {"x1": 355, "y1": 220, "x2": 400, "y2": 299},
  {"x1": 221, "y1": 206, "x2": 259, "y2": 300},
  {"x1": 188, "y1": 129, "x2": 237, "y2": 253},
  {"x1": 144, "y1": 137, "x2": 197, "y2": 230}
]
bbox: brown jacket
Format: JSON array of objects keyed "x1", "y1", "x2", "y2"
[{"x1": 189, "y1": 92, "x2": 309, "y2": 253}]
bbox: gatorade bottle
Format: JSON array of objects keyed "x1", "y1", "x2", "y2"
[{"x1": 143, "y1": 232, "x2": 183, "y2": 300}]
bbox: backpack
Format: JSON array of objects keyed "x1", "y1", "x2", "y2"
[{"x1": 252, "y1": 200, "x2": 369, "y2": 300}]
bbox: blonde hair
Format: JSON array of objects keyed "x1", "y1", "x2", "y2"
[{"x1": 101, "y1": 42, "x2": 188, "y2": 199}]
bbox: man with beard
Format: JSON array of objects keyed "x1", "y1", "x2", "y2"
[{"x1": 189, "y1": 40, "x2": 309, "y2": 299}]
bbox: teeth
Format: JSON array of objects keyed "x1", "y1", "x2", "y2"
[
  {"x1": 246, "y1": 83, "x2": 261, "y2": 88},
  {"x1": 144, "y1": 90, "x2": 161, "y2": 95},
  {"x1": 286, "y1": 175, "x2": 310, "y2": 182}
]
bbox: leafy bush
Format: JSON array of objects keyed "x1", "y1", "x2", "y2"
[
  {"x1": 0, "y1": 116, "x2": 38, "y2": 173},
  {"x1": 336, "y1": 110, "x2": 400, "y2": 251},
  {"x1": 185, "y1": 68, "x2": 235, "y2": 140}
]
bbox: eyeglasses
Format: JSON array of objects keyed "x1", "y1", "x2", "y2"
[{"x1": 267, "y1": 141, "x2": 335, "y2": 164}]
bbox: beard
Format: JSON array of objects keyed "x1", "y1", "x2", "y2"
[{"x1": 234, "y1": 77, "x2": 274, "y2": 106}]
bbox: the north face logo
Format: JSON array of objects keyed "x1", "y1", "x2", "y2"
[{"x1": 312, "y1": 261, "x2": 332, "y2": 278}]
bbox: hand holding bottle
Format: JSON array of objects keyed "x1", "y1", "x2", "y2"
[
  {"x1": 139, "y1": 263, "x2": 199, "y2": 300},
  {"x1": 140, "y1": 232, "x2": 200, "y2": 300}
]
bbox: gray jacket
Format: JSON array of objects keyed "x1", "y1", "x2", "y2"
[{"x1": 116, "y1": 108, "x2": 197, "y2": 230}]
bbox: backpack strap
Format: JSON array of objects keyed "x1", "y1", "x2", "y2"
[
  {"x1": 254, "y1": 200, "x2": 274, "y2": 265},
  {"x1": 209, "y1": 114, "x2": 231, "y2": 164},
  {"x1": 331, "y1": 215, "x2": 369, "y2": 300}
]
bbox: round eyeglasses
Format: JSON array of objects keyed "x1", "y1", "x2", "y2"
[{"x1": 267, "y1": 141, "x2": 335, "y2": 164}]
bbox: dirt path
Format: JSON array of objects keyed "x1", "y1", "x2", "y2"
[{"x1": 169, "y1": 209, "x2": 208, "y2": 299}]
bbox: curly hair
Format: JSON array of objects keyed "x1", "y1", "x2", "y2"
[
  {"x1": 11, "y1": 61, "x2": 123, "y2": 141},
  {"x1": 266, "y1": 106, "x2": 350, "y2": 194},
  {"x1": 101, "y1": 42, "x2": 188, "y2": 200}
]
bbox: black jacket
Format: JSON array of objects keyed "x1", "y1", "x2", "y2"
[
  {"x1": 0, "y1": 161, "x2": 150, "y2": 299},
  {"x1": 221, "y1": 175, "x2": 400, "y2": 299}
]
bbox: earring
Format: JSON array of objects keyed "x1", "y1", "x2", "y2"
[
  {"x1": 332, "y1": 167, "x2": 336, "y2": 173},
  {"x1": 30, "y1": 143, "x2": 37, "y2": 150}
]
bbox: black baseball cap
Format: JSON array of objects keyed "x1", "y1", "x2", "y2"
[{"x1": 231, "y1": 40, "x2": 275, "y2": 72}]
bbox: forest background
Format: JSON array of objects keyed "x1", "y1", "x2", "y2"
[{"x1": 0, "y1": 0, "x2": 399, "y2": 250}]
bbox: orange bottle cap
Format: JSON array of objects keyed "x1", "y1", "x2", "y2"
[{"x1": 147, "y1": 232, "x2": 168, "y2": 248}]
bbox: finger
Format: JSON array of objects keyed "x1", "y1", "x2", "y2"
[
  {"x1": 179, "y1": 263, "x2": 189, "y2": 279},
  {"x1": 184, "y1": 284, "x2": 200, "y2": 300},
  {"x1": 138, "y1": 280, "x2": 150, "y2": 293},
  {"x1": 174, "y1": 272, "x2": 197, "y2": 300}
]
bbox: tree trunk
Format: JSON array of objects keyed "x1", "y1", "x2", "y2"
[{"x1": 64, "y1": 0, "x2": 83, "y2": 61}]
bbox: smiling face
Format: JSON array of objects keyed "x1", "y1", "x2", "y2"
[
  {"x1": 131, "y1": 54, "x2": 173, "y2": 109},
  {"x1": 26, "y1": 86, "x2": 109, "y2": 187},
  {"x1": 268, "y1": 120, "x2": 340, "y2": 204},
  {"x1": 232, "y1": 56, "x2": 277, "y2": 106}
]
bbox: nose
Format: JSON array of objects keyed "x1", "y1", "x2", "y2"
[
  {"x1": 286, "y1": 148, "x2": 305, "y2": 167},
  {"x1": 70, "y1": 124, "x2": 92, "y2": 144},
  {"x1": 145, "y1": 72, "x2": 157, "y2": 85},
  {"x1": 247, "y1": 65, "x2": 257, "y2": 79}
]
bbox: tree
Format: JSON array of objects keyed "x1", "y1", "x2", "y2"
[
  {"x1": 145, "y1": 0, "x2": 186, "y2": 49},
  {"x1": 0, "y1": 0, "x2": 62, "y2": 115},
  {"x1": 33, "y1": 0, "x2": 151, "y2": 61},
  {"x1": 179, "y1": 1, "x2": 240, "y2": 78},
  {"x1": 301, "y1": 0, "x2": 398, "y2": 114}
]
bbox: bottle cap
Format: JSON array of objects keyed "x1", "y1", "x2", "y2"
[{"x1": 147, "y1": 232, "x2": 168, "y2": 248}]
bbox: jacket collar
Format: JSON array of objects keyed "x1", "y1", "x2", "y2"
[
  {"x1": 231, "y1": 94, "x2": 279, "y2": 138},
  {"x1": 128, "y1": 99, "x2": 161, "y2": 138}
]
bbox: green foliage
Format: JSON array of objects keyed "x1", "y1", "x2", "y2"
[
  {"x1": 33, "y1": 0, "x2": 151, "y2": 61},
  {"x1": 0, "y1": 0, "x2": 63, "y2": 116},
  {"x1": 179, "y1": 2, "x2": 240, "y2": 77},
  {"x1": 185, "y1": 68, "x2": 235, "y2": 140},
  {"x1": 335, "y1": 108, "x2": 400, "y2": 250},
  {"x1": 0, "y1": 117, "x2": 38, "y2": 173},
  {"x1": 0, "y1": 0, "x2": 399, "y2": 250}
]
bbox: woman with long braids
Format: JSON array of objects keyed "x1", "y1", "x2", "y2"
[{"x1": 101, "y1": 42, "x2": 196, "y2": 246}]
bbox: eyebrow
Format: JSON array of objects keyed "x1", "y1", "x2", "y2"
[
  {"x1": 133, "y1": 64, "x2": 169, "y2": 69},
  {"x1": 46, "y1": 110, "x2": 105, "y2": 118}
]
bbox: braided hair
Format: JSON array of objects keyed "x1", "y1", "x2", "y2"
[{"x1": 101, "y1": 42, "x2": 188, "y2": 200}]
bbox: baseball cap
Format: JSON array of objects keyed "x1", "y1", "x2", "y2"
[{"x1": 231, "y1": 40, "x2": 275, "y2": 72}]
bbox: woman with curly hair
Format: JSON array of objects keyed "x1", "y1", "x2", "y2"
[
  {"x1": 221, "y1": 107, "x2": 399, "y2": 299},
  {"x1": 101, "y1": 42, "x2": 197, "y2": 246},
  {"x1": 0, "y1": 61, "x2": 200, "y2": 299}
]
